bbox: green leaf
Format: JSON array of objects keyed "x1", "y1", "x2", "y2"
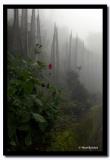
[
  {"x1": 32, "y1": 113, "x2": 46, "y2": 123},
  {"x1": 30, "y1": 95, "x2": 43, "y2": 106},
  {"x1": 22, "y1": 81, "x2": 33, "y2": 94},
  {"x1": 22, "y1": 59, "x2": 27, "y2": 64},
  {"x1": 35, "y1": 98, "x2": 43, "y2": 106},
  {"x1": 32, "y1": 62, "x2": 39, "y2": 67}
]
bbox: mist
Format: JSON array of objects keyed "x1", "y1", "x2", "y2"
[
  {"x1": 8, "y1": 9, "x2": 102, "y2": 94},
  {"x1": 7, "y1": 8, "x2": 103, "y2": 152}
]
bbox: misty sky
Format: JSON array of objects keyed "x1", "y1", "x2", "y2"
[
  {"x1": 41, "y1": 9, "x2": 102, "y2": 41},
  {"x1": 8, "y1": 8, "x2": 102, "y2": 44},
  {"x1": 7, "y1": 8, "x2": 103, "y2": 93}
]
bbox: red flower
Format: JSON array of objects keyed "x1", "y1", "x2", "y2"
[{"x1": 48, "y1": 64, "x2": 52, "y2": 70}]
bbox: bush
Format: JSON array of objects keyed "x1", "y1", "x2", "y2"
[{"x1": 7, "y1": 54, "x2": 61, "y2": 151}]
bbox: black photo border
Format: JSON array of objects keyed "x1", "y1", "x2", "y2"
[{"x1": 3, "y1": 4, "x2": 108, "y2": 156}]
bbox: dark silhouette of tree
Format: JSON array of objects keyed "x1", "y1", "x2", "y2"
[
  {"x1": 21, "y1": 9, "x2": 28, "y2": 58},
  {"x1": 74, "y1": 35, "x2": 78, "y2": 72},
  {"x1": 36, "y1": 10, "x2": 41, "y2": 45},
  {"x1": 29, "y1": 9, "x2": 36, "y2": 59},
  {"x1": 55, "y1": 25, "x2": 60, "y2": 82},
  {"x1": 51, "y1": 24, "x2": 60, "y2": 84},
  {"x1": 12, "y1": 9, "x2": 21, "y2": 55},
  {"x1": 36, "y1": 10, "x2": 42, "y2": 61},
  {"x1": 68, "y1": 32, "x2": 72, "y2": 71}
]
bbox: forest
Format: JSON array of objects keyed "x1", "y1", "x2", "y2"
[{"x1": 7, "y1": 9, "x2": 103, "y2": 152}]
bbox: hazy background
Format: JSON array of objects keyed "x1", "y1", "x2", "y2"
[
  {"x1": 7, "y1": 9, "x2": 103, "y2": 94},
  {"x1": 7, "y1": 8, "x2": 104, "y2": 152},
  {"x1": 8, "y1": 9, "x2": 102, "y2": 41}
]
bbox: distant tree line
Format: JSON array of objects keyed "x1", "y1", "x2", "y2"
[{"x1": 7, "y1": 9, "x2": 102, "y2": 94}]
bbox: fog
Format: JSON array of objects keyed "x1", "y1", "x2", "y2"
[
  {"x1": 8, "y1": 9, "x2": 102, "y2": 41},
  {"x1": 41, "y1": 9, "x2": 102, "y2": 41},
  {"x1": 7, "y1": 9, "x2": 102, "y2": 94},
  {"x1": 7, "y1": 8, "x2": 103, "y2": 152}
]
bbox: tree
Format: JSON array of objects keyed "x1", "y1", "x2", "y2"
[
  {"x1": 50, "y1": 24, "x2": 60, "y2": 84},
  {"x1": 55, "y1": 25, "x2": 60, "y2": 83},
  {"x1": 21, "y1": 9, "x2": 28, "y2": 58},
  {"x1": 79, "y1": 40, "x2": 85, "y2": 83},
  {"x1": 36, "y1": 10, "x2": 41, "y2": 45},
  {"x1": 74, "y1": 35, "x2": 78, "y2": 72},
  {"x1": 12, "y1": 9, "x2": 21, "y2": 55},
  {"x1": 68, "y1": 32, "x2": 72, "y2": 71},
  {"x1": 29, "y1": 9, "x2": 36, "y2": 59},
  {"x1": 36, "y1": 10, "x2": 42, "y2": 61}
]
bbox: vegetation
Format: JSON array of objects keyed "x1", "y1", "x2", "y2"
[
  {"x1": 7, "y1": 53, "x2": 102, "y2": 152},
  {"x1": 47, "y1": 72, "x2": 102, "y2": 151},
  {"x1": 7, "y1": 54, "x2": 61, "y2": 151},
  {"x1": 6, "y1": 9, "x2": 103, "y2": 152}
]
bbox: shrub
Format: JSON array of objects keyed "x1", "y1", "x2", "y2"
[{"x1": 7, "y1": 54, "x2": 61, "y2": 151}]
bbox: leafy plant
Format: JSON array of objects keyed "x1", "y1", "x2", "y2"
[{"x1": 7, "y1": 54, "x2": 61, "y2": 151}]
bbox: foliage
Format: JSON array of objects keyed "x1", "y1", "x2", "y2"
[
  {"x1": 48, "y1": 105, "x2": 102, "y2": 151},
  {"x1": 67, "y1": 71, "x2": 90, "y2": 103},
  {"x1": 48, "y1": 129, "x2": 78, "y2": 151},
  {"x1": 65, "y1": 71, "x2": 94, "y2": 120},
  {"x1": 46, "y1": 71, "x2": 103, "y2": 151},
  {"x1": 76, "y1": 105, "x2": 103, "y2": 151},
  {"x1": 7, "y1": 54, "x2": 61, "y2": 151}
]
